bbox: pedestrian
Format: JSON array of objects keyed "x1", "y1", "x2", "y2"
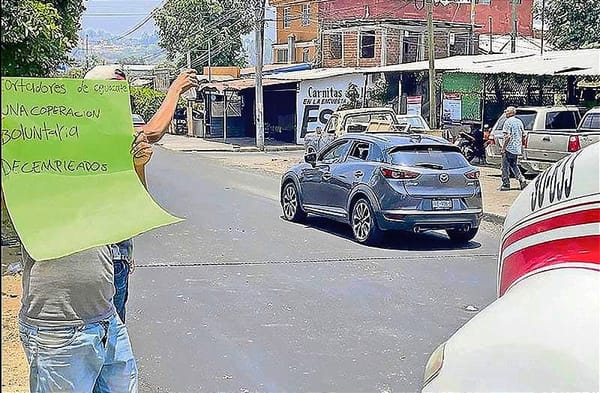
[
  {"x1": 500, "y1": 106, "x2": 528, "y2": 191},
  {"x1": 84, "y1": 65, "x2": 198, "y2": 322},
  {"x1": 18, "y1": 135, "x2": 153, "y2": 392}
]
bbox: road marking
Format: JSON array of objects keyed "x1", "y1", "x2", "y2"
[{"x1": 135, "y1": 253, "x2": 497, "y2": 268}]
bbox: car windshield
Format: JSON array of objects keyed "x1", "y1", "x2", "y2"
[
  {"x1": 494, "y1": 110, "x2": 537, "y2": 131},
  {"x1": 580, "y1": 112, "x2": 600, "y2": 130},
  {"x1": 398, "y1": 116, "x2": 429, "y2": 130},
  {"x1": 388, "y1": 145, "x2": 469, "y2": 170},
  {"x1": 344, "y1": 112, "x2": 397, "y2": 133}
]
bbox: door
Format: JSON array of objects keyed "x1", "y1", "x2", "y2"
[
  {"x1": 300, "y1": 140, "x2": 351, "y2": 208},
  {"x1": 324, "y1": 141, "x2": 372, "y2": 210}
]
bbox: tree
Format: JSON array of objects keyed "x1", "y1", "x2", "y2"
[
  {"x1": 1, "y1": 0, "x2": 85, "y2": 77},
  {"x1": 153, "y1": 0, "x2": 254, "y2": 69},
  {"x1": 543, "y1": 0, "x2": 600, "y2": 50}
]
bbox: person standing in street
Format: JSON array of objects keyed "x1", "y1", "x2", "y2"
[
  {"x1": 84, "y1": 65, "x2": 198, "y2": 322},
  {"x1": 500, "y1": 106, "x2": 528, "y2": 191},
  {"x1": 18, "y1": 135, "x2": 153, "y2": 392}
]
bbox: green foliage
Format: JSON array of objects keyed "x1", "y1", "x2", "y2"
[
  {"x1": 338, "y1": 83, "x2": 362, "y2": 110},
  {"x1": 153, "y1": 0, "x2": 254, "y2": 68},
  {"x1": 367, "y1": 77, "x2": 390, "y2": 106},
  {"x1": 544, "y1": 0, "x2": 600, "y2": 50},
  {"x1": 1, "y1": 0, "x2": 85, "y2": 77},
  {"x1": 130, "y1": 87, "x2": 167, "y2": 123}
]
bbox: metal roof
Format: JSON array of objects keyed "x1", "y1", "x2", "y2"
[
  {"x1": 268, "y1": 67, "x2": 367, "y2": 81},
  {"x1": 366, "y1": 49, "x2": 600, "y2": 76},
  {"x1": 198, "y1": 78, "x2": 297, "y2": 94}
]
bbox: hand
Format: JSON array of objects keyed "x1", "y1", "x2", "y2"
[
  {"x1": 131, "y1": 132, "x2": 152, "y2": 167},
  {"x1": 171, "y1": 69, "x2": 199, "y2": 95}
]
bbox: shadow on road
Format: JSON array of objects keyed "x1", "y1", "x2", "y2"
[{"x1": 282, "y1": 216, "x2": 482, "y2": 251}]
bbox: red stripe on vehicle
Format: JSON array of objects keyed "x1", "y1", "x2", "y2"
[
  {"x1": 502, "y1": 208, "x2": 600, "y2": 251},
  {"x1": 499, "y1": 235, "x2": 600, "y2": 296}
]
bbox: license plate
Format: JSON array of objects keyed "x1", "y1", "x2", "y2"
[{"x1": 432, "y1": 199, "x2": 452, "y2": 210}]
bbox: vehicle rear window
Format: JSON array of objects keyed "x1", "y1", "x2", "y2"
[
  {"x1": 388, "y1": 145, "x2": 469, "y2": 169},
  {"x1": 495, "y1": 111, "x2": 537, "y2": 131},
  {"x1": 580, "y1": 113, "x2": 600, "y2": 130},
  {"x1": 545, "y1": 111, "x2": 579, "y2": 130}
]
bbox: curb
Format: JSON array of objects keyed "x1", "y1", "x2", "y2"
[{"x1": 482, "y1": 212, "x2": 505, "y2": 226}]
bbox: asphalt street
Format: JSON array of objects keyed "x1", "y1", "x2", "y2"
[{"x1": 129, "y1": 147, "x2": 502, "y2": 393}]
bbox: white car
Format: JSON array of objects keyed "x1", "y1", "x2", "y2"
[{"x1": 423, "y1": 142, "x2": 600, "y2": 391}]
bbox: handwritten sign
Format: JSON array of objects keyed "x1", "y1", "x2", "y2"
[{"x1": 1, "y1": 77, "x2": 181, "y2": 261}]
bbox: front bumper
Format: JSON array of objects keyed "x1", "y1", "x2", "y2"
[{"x1": 376, "y1": 208, "x2": 483, "y2": 232}]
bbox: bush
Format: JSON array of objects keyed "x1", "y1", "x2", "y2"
[{"x1": 130, "y1": 87, "x2": 167, "y2": 123}]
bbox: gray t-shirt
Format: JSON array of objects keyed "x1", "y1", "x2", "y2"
[{"x1": 20, "y1": 246, "x2": 116, "y2": 327}]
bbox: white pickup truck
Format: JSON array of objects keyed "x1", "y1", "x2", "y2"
[
  {"x1": 523, "y1": 107, "x2": 600, "y2": 173},
  {"x1": 303, "y1": 108, "x2": 403, "y2": 153}
]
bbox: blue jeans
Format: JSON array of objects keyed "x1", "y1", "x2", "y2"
[
  {"x1": 501, "y1": 151, "x2": 525, "y2": 187},
  {"x1": 19, "y1": 315, "x2": 138, "y2": 393},
  {"x1": 113, "y1": 260, "x2": 130, "y2": 323}
]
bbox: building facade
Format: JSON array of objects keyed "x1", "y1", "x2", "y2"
[
  {"x1": 270, "y1": 0, "x2": 319, "y2": 65},
  {"x1": 270, "y1": 0, "x2": 534, "y2": 66}
]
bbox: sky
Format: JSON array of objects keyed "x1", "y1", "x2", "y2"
[{"x1": 81, "y1": 0, "x2": 163, "y2": 36}]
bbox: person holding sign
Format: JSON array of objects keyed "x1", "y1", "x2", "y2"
[
  {"x1": 84, "y1": 65, "x2": 198, "y2": 323},
  {"x1": 17, "y1": 134, "x2": 152, "y2": 392}
]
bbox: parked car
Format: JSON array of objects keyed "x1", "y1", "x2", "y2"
[
  {"x1": 523, "y1": 106, "x2": 600, "y2": 173},
  {"x1": 422, "y1": 142, "x2": 599, "y2": 391},
  {"x1": 132, "y1": 114, "x2": 146, "y2": 127},
  {"x1": 281, "y1": 133, "x2": 483, "y2": 245},
  {"x1": 303, "y1": 108, "x2": 405, "y2": 154},
  {"x1": 485, "y1": 106, "x2": 581, "y2": 173}
]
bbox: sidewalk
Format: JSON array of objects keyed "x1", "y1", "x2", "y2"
[
  {"x1": 157, "y1": 135, "x2": 522, "y2": 222},
  {"x1": 156, "y1": 134, "x2": 304, "y2": 152}
]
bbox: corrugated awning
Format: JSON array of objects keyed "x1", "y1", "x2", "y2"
[
  {"x1": 366, "y1": 49, "x2": 600, "y2": 76},
  {"x1": 198, "y1": 78, "x2": 298, "y2": 94}
]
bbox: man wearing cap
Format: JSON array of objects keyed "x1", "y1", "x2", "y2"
[
  {"x1": 84, "y1": 65, "x2": 198, "y2": 322},
  {"x1": 500, "y1": 106, "x2": 528, "y2": 191}
]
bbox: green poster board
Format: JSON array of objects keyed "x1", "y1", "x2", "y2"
[{"x1": 1, "y1": 78, "x2": 182, "y2": 261}]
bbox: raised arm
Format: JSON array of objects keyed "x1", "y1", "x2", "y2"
[
  {"x1": 132, "y1": 132, "x2": 152, "y2": 188},
  {"x1": 137, "y1": 69, "x2": 199, "y2": 143}
]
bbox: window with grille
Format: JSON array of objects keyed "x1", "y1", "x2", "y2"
[
  {"x1": 361, "y1": 31, "x2": 375, "y2": 58},
  {"x1": 302, "y1": 48, "x2": 310, "y2": 62},
  {"x1": 283, "y1": 7, "x2": 291, "y2": 29},
  {"x1": 301, "y1": 4, "x2": 310, "y2": 26},
  {"x1": 330, "y1": 33, "x2": 342, "y2": 59},
  {"x1": 277, "y1": 49, "x2": 289, "y2": 63}
]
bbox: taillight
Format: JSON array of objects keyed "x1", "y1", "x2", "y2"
[
  {"x1": 465, "y1": 170, "x2": 480, "y2": 179},
  {"x1": 488, "y1": 134, "x2": 495, "y2": 145},
  {"x1": 380, "y1": 167, "x2": 420, "y2": 180},
  {"x1": 568, "y1": 135, "x2": 581, "y2": 152},
  {"x1": 523, "y1": 134, "x2": 528, "y2": 149}
]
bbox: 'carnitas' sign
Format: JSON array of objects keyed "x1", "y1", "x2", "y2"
[{"x1": 296, "y1": 74, "x2": 366, "y2": 144}]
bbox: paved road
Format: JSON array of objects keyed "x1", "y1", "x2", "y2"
[{"x1": 129, "y1": 147, "x2": 501, "y2": 393}]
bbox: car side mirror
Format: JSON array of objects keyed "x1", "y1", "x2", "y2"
[
  {"x1": 316, "y1": 127, "x2": 323, "y2": 135},
  {"x1": 304, "y1": 152, "x2": 317, "y2": 167}
]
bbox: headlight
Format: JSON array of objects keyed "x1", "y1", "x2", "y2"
[{"x1": 423, "y1": 342, "x2": 446, "y2": 387}]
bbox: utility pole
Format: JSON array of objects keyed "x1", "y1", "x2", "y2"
[
  {"x1": 85, "y1": 34, "x2": 89, "y2": 71},
  {"x1": 208, "y1": 40, "x2": 212, "y2": 82},
  {"x1": 254, "y1": 0, "x2": 266, "y2": 150},
  {"x1": 540, "y1": 0, "x2": 546, "y2": 55},
  {"x1": 426, "y1": 0, "x2": 436, "y2": 128},
  {"x1": 469, "y1": 0, "x2": 476, "y2": 55},
  {"x1": 510, "y1": 0, "x2": 517, "y2": 53}
]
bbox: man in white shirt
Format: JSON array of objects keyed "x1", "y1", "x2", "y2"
[{"x1": 500, "y1": 106, "x2": 528, "y2": 191}]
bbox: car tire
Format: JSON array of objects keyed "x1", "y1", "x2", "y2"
[
  {"x1": 351, "y1": 198, "x2": 383, "y2": 246},
  {"x1": 281, "y1": 182, "x2": 306, "y2": 223},
  {"x1": 446, "y1": 227, "x2": 478, "y2": 243}
]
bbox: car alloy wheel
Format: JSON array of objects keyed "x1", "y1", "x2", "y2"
[
  {"x1": 281, "y1": 182, "x2": 306, "y2": 222},
  {"x1": 351, "y1": 198, "x2": 383, "y2": 245}
]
